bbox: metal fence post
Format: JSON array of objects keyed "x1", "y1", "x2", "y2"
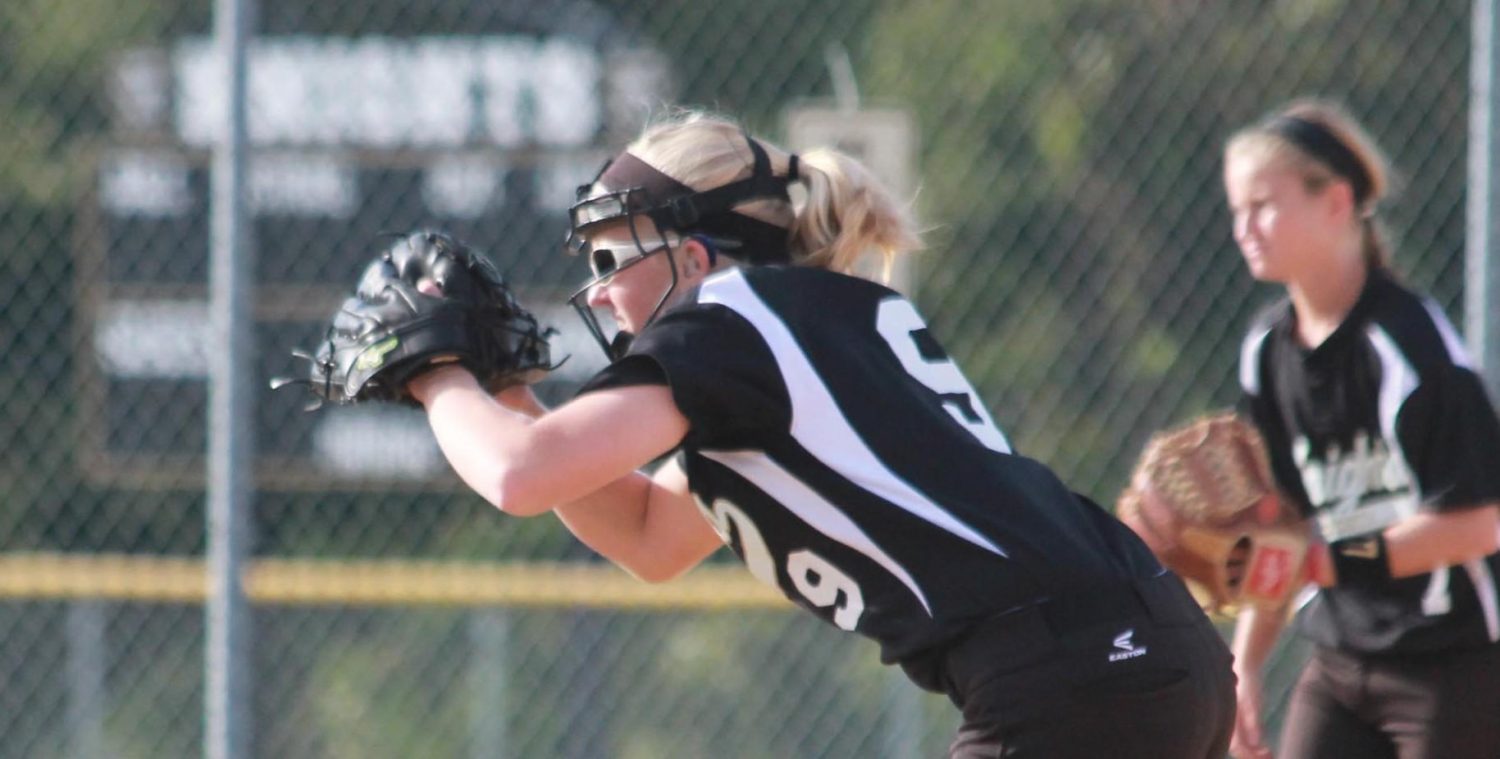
[
  {"x1": 1470, "y1": 0, "x2": 1500, "y2": 397},
  {"x1": 206, "y1": 0, "x2": 254, "y2": 754},
  {"x1": 66, "y1": 602, "x2": 109, "y2": 759},
  {"x1": 468, "y1": 609, "x2": 511, "y2": 759}
]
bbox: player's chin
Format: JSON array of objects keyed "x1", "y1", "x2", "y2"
[
  {"x1": 612, "y1": 309, "x2": 648, "y2": 335},
  {"x1": 1241, "y1": 257, "x2": 1282, "y2": 283}
]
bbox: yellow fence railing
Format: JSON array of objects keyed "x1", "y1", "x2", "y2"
[
  {"x1": 0, "y1": 552, "x2": 1230, "y2": 620},
  {"x1": 0, "y1": 552, "x2": 788, "y2": 609}
]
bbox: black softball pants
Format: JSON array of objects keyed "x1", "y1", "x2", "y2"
[
  {"x1": 911, "y1": 572, "x2": 1236, "y2": 759},
  {"x1": 1277, "y1": 640, "x2": 1500, "y2": 759}
]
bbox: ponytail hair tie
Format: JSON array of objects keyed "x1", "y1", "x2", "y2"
[{"x1": 787, "y1": 154, "x2": 801, "y2": 182}]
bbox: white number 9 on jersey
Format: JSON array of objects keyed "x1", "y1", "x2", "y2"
[
  {"x1": 876, "y1": 297, "x2": 1011, "y2": 453},
  {"x1": 700, "y1": 497, "x2": 866, "y2": 631}
]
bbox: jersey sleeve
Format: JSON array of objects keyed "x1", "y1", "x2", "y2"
[
  {"x1": 1395, "y1": 364, "x2": 1500, "y2": 511},
  {"x1": 575, "y1": 303, "x2": 791, "y2": 449}
]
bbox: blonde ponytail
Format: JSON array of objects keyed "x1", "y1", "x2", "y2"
[{"x1": 790, "y1": 148, "x2": 924, "y2": 279}]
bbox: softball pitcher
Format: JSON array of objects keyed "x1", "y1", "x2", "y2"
[{"x1": 1224, "y1": 98, "x2": 1500, "y2": 759}]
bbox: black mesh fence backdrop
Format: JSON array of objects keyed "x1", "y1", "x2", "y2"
[{"x1": 0, "y1": 0, "x2": 1477, "y2": 756}]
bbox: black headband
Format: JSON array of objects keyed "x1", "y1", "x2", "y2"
[
  {"x1": 1269, "y1": 115, "x2": 1373, "y2": 207},
  {"x1": 595, "y1": 139, "x2": 797, "y2": 264}
]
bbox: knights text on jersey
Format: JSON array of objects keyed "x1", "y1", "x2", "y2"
[
  {"x1": 1239, "y1": 270, "x2": 1500, "y2": 654},
  {"x1": 578, "y1": 266, "x2": 1162, "y2": 662}
]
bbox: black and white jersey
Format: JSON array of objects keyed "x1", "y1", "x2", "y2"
[
  {"x1": 578, "y1": 266, "x2": 1162, "y2": 663},
  {"x1": 1239, "y1": 270, "x2": 1500, "y2": 655}
]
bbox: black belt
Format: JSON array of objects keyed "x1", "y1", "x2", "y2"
[
  {"x1": 953, "y1": 573, "x2": 1200, "y2": 668},
  {"x1": 1035, "y1": 571, "x2": 1201, "y2": 637},
  {"x1": 899, "y1": 573, "x2": 1204, "y2": 696}
]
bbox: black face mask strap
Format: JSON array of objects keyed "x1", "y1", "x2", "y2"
[
  {"x1": 647, "y1": 134, "x2": 792, "y2": 229},
  {"x1": 744, "y1": 127, "x2": 772, "y2": 179},
  {"x1": 574, "y1": 157, "x2": 613, "y2": 202}
]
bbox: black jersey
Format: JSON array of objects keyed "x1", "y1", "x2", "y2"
[
  {"x1": 1239, "y1": 270, "x2": 1500, "y2": 655},
  {"x1": 578, "y1": 266, "x2": 1162, "y2": 663}
]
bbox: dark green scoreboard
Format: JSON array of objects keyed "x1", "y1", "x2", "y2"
[{"x1": 82, "y1": 32, "x2": 654, "y2": 491}]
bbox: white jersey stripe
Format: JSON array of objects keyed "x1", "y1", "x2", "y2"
[
  {"x1": 1421, "y1": 299, "x2": 1474, "y2": 369},
  {"x1": 699, "y1": 269, "x2": 1008, "y2": 558},
  {"x1": 1366, "y1": 326, "x2": 1420, "y2": 471},
  {"x1": 1463, "y1": 560, "x2": 1500, "y2": 642},
  {"x1": 1240, "y1": 325, "x2": 1273, "y2": 396},
  {"x1": 702, "y1": 449, "x2": 933, "y2": 616}
]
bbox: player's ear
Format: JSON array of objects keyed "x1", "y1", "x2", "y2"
[
  {"x1": 1325, "y1": 178, "x2": 1357, "y2": 223},
  {"x1": 678, "y1": 235, "x2": 716, "y2": 280}
]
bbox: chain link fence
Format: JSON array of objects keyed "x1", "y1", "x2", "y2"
[{"x1": 0, "y1": 0, "x2": 1479, "y2": 756}]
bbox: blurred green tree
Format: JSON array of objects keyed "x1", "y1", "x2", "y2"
[{"x1": 861, "y1": 0, "x2": 1468, "y2": 497}]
